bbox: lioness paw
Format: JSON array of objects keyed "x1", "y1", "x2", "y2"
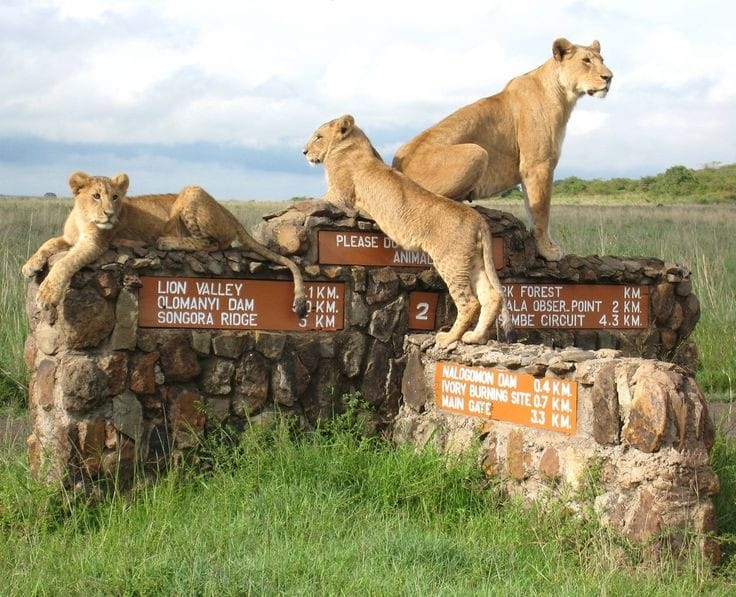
[
  {"x1": 461, "y1": 330, "x2": 488, "y2": 345},
  {"x1": 435, "y1": 331, "x2": 459, "y2": 349},
  {"x1": 537, "y1": 241, "x2": 564, "y2": 262}
]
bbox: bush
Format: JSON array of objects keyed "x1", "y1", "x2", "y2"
[{"x1": 652, "y1": 165, "x2": 699, "y2": 196}]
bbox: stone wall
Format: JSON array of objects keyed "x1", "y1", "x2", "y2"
[
  {"x1": 255, "y1": 201, "x2": 700, "y2": 371},
  {"x1": 395, "y1": 334, "x2": 719, "y2": 563},
  {"x1": 25, "y1": 199, "x2": 703, "y2": 490},
  {"x1": 25, "y1": 244, "x2": 405, "y2": 485}
]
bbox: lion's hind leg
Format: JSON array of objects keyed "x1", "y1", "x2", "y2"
[
  {"x1": 435, "y1": 274, "x2": 480, "y2": 348},
  {"x1": 461, "y1": 270, "x2": 502, "y2": 345},
  {"x1": 156, "y1": 186, "x2": 225, "y2": 252},
  {"x1": 395, "y1": 143, "x2": 487, "y2": 201}
]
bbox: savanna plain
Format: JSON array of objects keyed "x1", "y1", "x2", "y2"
[{"x1": 1, "y1": 180, "x2": 735, "y2": 593}]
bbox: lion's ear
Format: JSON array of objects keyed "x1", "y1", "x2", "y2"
[
  {"x1": 111, "y1": 173, "x2": 130, "y2": 195},
  {"x1": 338, "y1": 115, "x2": 355, "y2": 138},
  {"x1": 590, "y1": 40, "x2": 601, "y2": 53},
  {"x1": 69, "y1": 171, "x2": 91, "y2": 196},
  {"x1": 552, "y1": 38, "x2": 574, "y2": 61}
]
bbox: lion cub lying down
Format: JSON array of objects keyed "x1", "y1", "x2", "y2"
[
  {"x1": 23, "y1": 172, "x2": 307, "y2": 317},
  {"x1": 303, "y1": 114, "x2": 515, "y2": 348}
]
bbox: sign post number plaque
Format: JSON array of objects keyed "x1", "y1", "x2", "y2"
[{"x1": 139, "y1": 276, "x2": 345, "y2": 331}]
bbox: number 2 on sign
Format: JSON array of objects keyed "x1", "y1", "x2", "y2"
[{"x1": 415, "y1": 302, "x2": 430, "y2": 321}]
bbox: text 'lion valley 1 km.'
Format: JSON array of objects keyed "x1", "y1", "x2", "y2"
[
  {"x1": 138, "y1": 276, "x2": 344, "y2": 331},
  {"x1": 434, "y1": 362, "x2": 578, "y2": 435}
]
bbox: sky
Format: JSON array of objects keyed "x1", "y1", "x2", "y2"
[{"x1": 1, "y1": 0, "x2": 735, "y2": 199}]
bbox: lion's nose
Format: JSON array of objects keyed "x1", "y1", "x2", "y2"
[
  {"x1": 302, "y1": 148, "x2": 308, "y2": 155},
  {"x1": 602, "y1": 73, "x2": 612, "y2": 83}
]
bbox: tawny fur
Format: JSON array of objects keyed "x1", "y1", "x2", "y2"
[
  {"x1": 304, "y1": 115, "x2": 515, "y2": 349},
  {"x1": 393, "y1": 38, "x2": 613, "y2": 261},
  {"x1": 22, "y1": 172, "x2": 307, "y2": 316}
]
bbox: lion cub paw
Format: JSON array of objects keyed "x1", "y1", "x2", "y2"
[
  {"x1": 36, "y1": 277, "x2": 63, "y2": 308},
  {"x1": 22, "y1": 256, "x2": 46, "y2": 278}
]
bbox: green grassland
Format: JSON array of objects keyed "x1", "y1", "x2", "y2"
[
  {"x1": 1, "y1": 419, "x2": 734, "y2": 594},
  {"x1": 1, "y1": 169, "x2": 735, "y2": 592}
]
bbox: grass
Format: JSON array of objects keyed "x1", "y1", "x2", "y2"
[{"x1": 1, "y1": 416, "x2": 733, "y2": 594}]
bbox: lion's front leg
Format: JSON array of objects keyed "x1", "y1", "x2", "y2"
[
  {"x1": 36, "y1": 239, "x2": 106, "y2": 308},
  {"x1": 321, "y1": 186, "x2": 356, "y2": 210},
  {"x1": 520, "y1": 168, "x2": 563, "y2": 261},
  {"x1": 22, "y1": 236, "x2": 71, "y2": 278}
]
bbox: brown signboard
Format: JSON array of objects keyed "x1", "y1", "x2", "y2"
[
  {"x1": 139, "y1": 276, "x2": 344, "y2": 331},
  {"x1": 435, "y1": 361, "x2": 577, "y2": 435},
  {"x1": 318, "y1": 230, "x2": 504, "y2": 268},
  {"x1": 502, "y1": 283, "x2": 649, "y2": 329}
]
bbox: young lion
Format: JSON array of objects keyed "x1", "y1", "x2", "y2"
[
  {"x1": 303, "y1": 115, "x2": 515, "y2": 348},
  {"x1": 393, "y1": 38, "x2": 613, "y2": 261},
  {"x1": 22, "y1": 172, "x2": 307, "y2": 316}
]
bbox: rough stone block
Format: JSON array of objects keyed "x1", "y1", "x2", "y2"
[
  {"x1": 233, "y1": 353, "x2": 269, "y2": 416},
  {"x1": 591, "y1": 363, "x2": 620, "y2": 444},
  {"x1": 392, "y1": 335, "x2": 719, "y2": 563},
  {"x1": 129, "y1": 351, "x2": 160, "y2": 395},
  {"x1": 160, "y1": 334, "x2": 201, "y2": 382},
  {"x1": 110, "y1": 288, "x2": 139, "y2": 350},
  {"x1": 60, "y1": 286, "x2": 115, "y2": 349}
]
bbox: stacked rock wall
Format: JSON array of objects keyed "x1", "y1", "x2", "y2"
[
  {"x1": 255, "y1": 201, "x2": 700, "y2": 370},
  {"x1": 395, "y1": 334, "x2": 719, "y2": 563},
  {"x1": 26, "y1": 200, "x2": 704, "y2": 492}
]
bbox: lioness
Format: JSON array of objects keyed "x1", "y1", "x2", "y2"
[
  {"x1": 303, "y1": 115, "x2": 515, "y2": 348},
  {"x1": 22, "y1": 172, "x2": 307, "y2": 316},
  {"x1": 393, "y1": 38, "x2": 613, "y2": 261}
]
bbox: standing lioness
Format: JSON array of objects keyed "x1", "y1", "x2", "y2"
[
  {"x1": 393, "y1": 38, "x2": 613, "y2": 261},
  {"x1": 23, "y1": 172, "x2": 307, "y2": 316},
  {"x1": 304, "y1": 114, "x2": 515, "y2": 348}
]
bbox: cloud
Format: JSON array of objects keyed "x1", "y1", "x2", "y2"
[{"x1": 1, "y1": 1, "x2": 735, "y2": 197}]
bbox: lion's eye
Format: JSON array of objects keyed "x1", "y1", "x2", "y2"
[
  {"x1": 112, "y1": 194, "x2": 119, "y2": 201},
  {"x1": 582, "y1": 57, "x2": 592, "y2": 65},
  {"x1": 93, "y1": 193, "x2": 101, "y2": 201},
  {"x1": 315, "y1": 134, "x2": 322, "y2": 141}
]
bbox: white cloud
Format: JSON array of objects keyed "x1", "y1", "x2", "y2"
[
  {"x1": 2, "y1": 1, "x2": 736, "y2": 196},
  {"x1": 566, "y1": 109, "x2": 611, "y2": 137}
]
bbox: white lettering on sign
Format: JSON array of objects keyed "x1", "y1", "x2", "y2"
[
  {"x1": 434, "y1": 362, "x2": 578, "y2": 435},
  {"x1": 501, "y1": 284, "x2": 649, "y2": 329},
  {"x1": 335, "y1": 233, "x2": 379, "y2": 248},
  {"x1": 139, "y1": 277, "x2": 344, "y2": 331}
]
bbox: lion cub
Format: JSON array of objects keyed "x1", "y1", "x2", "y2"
[
  {"x1": 303, "y1": 115, "x2": 515, "y2": 348},
  {"x1": 22, "y1": 172, "x2": 307, "y2": 316}
]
